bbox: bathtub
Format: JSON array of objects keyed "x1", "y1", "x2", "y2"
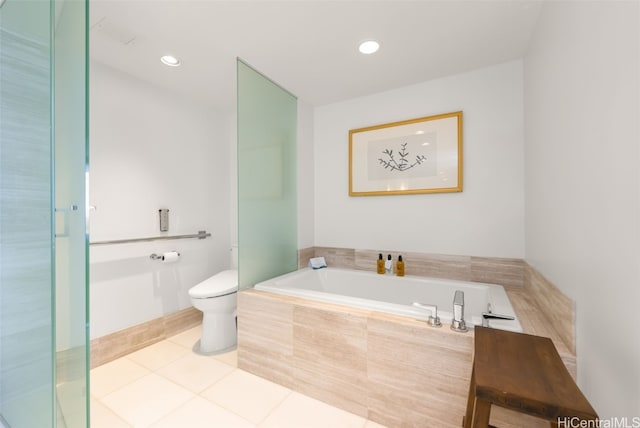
[{"x1": 254, "y1": 267, "x2": 521, "y2": 332}]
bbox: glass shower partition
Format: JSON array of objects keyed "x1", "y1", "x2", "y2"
[
  {"x1": 53, "y1": 0, "x2": 90, "y2": 427},
  {"x1": 237, "y1": 59, "x2": 298, "y2": 289},
  {"x1": 0, "y1": 1, "x2": 56, "y2": 426},
  {"x1": 0, "y1": 0, "x2": 89, "y2": 426}
]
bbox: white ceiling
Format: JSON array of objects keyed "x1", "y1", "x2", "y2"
[{"x1": 90, "y1": 0, "x2": 543, "y2": 113}]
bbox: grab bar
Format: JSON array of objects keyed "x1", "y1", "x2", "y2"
[{"x1": 90, "y1": 230, "x2": 211, "y2": 246}]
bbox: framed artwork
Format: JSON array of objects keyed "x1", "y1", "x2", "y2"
[{"x1": 349, "y1": 111, "x2": 463, "y2": 196}]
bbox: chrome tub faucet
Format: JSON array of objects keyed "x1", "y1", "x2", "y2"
[
  {"x1": 412, "y1": 302, "x2": 442, "y2": 327},
  {"x1": 451, "y1": 290, "x2": 468, "y2": 332},
  {"x1": 481, "y1": 303, "x2": 515, "y2": 328}
]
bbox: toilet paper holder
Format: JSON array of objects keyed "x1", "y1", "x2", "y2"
[{"x1": 150, "y1": 252, "x2": 180, "y2": 261}]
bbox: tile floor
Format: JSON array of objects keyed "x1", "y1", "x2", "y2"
[{"x1": 91, "y1": 326, "x2": 387, "y2": 428}]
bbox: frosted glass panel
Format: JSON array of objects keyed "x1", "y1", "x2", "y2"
[
  {"x1": 53, "y1": 0, "x2": 89, "y2": 427},
  {"x1": 0, "y1": 0, "x2": 89, "y2": 426},
  {"x1": 0, "y1": 1, "x2": 54, "y2": 426},
  {"x1": 237, "y1": 60, "x2": 297, "y2": 288}
]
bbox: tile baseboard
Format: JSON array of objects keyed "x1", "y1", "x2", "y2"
[{"x1": 90, "y1": 307, "x2": 201, "y2": 368}]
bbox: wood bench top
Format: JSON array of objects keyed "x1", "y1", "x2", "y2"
[{"x1": 473, "y1": 326, "x2": 597, "y2": 421}]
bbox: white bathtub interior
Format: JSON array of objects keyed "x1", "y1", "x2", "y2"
[{"x1": 254, "y1": 267, "x2": 521, "y2": 332}]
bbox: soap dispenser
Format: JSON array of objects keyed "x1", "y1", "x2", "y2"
[
  {"x1": 385, "y1": 254, "x2": 393, "y2": 274},
  {"x1": 396, "y1": 255, "x2": 405, "y2": 277},
  {"x1": 376, "y1": 253, "x2": 385, "y2": 274}
]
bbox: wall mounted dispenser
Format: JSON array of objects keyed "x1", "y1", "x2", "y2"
[{"x1": 159, "y1": 208, "x2": 169, "y2": 232}]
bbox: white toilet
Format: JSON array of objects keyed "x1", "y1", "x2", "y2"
[{"x1": 188, "y1": 246, "x2": 238, "y2": 354}]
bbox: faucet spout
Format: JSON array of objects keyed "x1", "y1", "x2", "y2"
[
  {"x1": 481, "y1": 304, "x2": 515, "y2": 327},
  {"x1": 451, "y1": 290, "x2": 468, "y2": 332},
  {"x1": 481, "y1": 311, "x2": 515, "y2": 328}
]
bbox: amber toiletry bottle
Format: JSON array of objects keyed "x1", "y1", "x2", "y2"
[
  {"x1": 396, "y1": 255, "x2": 405, "y2": 277},
  {"x1": 377, "y1": 253, "x2": 385, "y2": 274}
]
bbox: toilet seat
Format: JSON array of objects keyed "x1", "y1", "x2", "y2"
[{"x1": 189, "y1": 270, "x2": 237, "y2": 299}]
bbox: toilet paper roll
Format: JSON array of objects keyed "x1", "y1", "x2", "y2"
[{"x1": 161, "y1": 251, "x2": 180, "y2": 263}]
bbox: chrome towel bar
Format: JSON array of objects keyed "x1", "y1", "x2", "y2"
[{"x1": 90, "y1": 230, "x2": 211, "y2": 246}]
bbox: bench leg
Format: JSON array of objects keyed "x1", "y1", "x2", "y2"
[
  {"x1": 471, "y1": 399, "x2": 491, "y2": 428},
  {"x1": 463, "y1": 367, "x2": 476, "y2": 428}
]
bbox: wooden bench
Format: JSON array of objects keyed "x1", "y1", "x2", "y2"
[{"x1": 463, "y1": 326, "x2": 598, "y2": 428}]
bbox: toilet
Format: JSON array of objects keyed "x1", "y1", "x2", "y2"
[{"x1": 188, "y1": 246, "x2": 238, "y2": 354}]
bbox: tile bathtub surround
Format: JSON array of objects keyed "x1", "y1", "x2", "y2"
[
  {"x1": 505, "y1": 287, "x2": 577, "y2": 379},
  {"x1": 238, "y1": 289, "x2": 557, "y2": 427},
  {"x1": 304, "y1": 246, "x2": 572, "y2": 352},
  {"x1": 366, "y1": 314, "x2": 473, "y2": 427},
  {"x1": 355, "y1": 249, "x2": 474, "y2": 282},
  {"x1": 470, "y1": 256, "x2": 525, "y2": 288},
  {"x1": 230, "y1": 247, "x2": 576, "y2": 426},
  {"x1": 297, "y1": 247, "x2": 315, "y2": 269},
  {"x1": 237, "y1": 290, "x2": 295, "y2": 389},
  {"x1": 525, "y1": 263, "x2": 575, "y2": 354},
  {"x1": 309, "y1": 246, "x2": 525, "y2": 288},
  {"x1": 91, "y1": 307, "x2": 202, "y2": 368},
  {"x1": 310, "y1": 247, "x2": 356, "y2": 269},
  {"x1": 293, "y1": 304, "x2": 369, "y2": 417}
]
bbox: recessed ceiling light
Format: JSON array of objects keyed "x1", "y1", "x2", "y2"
[
  {"x1": 358, "y1": 40, "x2": 380, "y2": 55},
  {"x1": 160, "y1": 55, "x2": 181, "y2": 67}
]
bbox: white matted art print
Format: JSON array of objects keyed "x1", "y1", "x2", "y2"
[{"x1": 349, "y1": 111, "x2": 463, "y2": 196}]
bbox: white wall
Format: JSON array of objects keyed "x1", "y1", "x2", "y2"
[
  {"x1": 524, "y1": 1, "x2": 639, "y2": 418},
  {"x1": 313, "y1": 61, "x2": 525, "y2": 258},
  {"x1": 89, "y1": 61, "x2": 232, "y2": 338},
  {"x1": 297, "y1": 99, "x2": 315, "y2": 248}
]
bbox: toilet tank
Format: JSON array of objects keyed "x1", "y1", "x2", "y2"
[{"x1": 230, "y1": 245, "x2": 238, "y2": 269}]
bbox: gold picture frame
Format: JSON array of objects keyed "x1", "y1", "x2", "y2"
[{"x1": 349, "y1": 111, "x2": 463, "y2": 196}]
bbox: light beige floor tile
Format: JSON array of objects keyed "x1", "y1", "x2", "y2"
[
  {"x1": 126, "y1": 340, "x2": 190, "y2": 371},
  {"x1": 91, "y1": 399, "x2": 132, "y2": 428},
  {"x1": 259, "y1": 391, "x2": 366, "y2": 428},
  {"x1": 150, "y1": 396, "x2": 256, "y2": 428},
  {"x1": 101, "y1": 373, "x2": 194, "y2": 427},
  {"x1": 156, "y1": 352, "x2": 235, "y2": 393},
  {"x1": 364, "y1": 420, "x2": 388, "y2": 428},
  {"x1": 201, "y1": 369, "x2": 291, "y2": 424},
  {"x1": 167, "y1": 325, "x2": 202, "y2": 350},
  {"x1": 57, "y1": 379, "x2": 89, "y2": 427},
  {"x1": 90, "y1": 358, "x2": 151, "y2": 399},
  {"x1": 213, "y1": 349, "x2": 238, "y2": 367}
]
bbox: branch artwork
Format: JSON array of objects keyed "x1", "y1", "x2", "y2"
[
  {"x1": 378, "y1": 142, "x2": 427, "y2": 172},
  {"x1": 349, "y1": 111, "x2": 462, "y2": 196}
]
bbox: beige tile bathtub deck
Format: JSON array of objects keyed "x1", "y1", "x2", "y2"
[{"x1": 91, "y1": 326, "x2": 385, "y2": 428}]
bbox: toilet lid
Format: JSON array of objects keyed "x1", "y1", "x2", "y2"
[{"x1": 189, "y1": 270, "x2": 238, "y2": 298}]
